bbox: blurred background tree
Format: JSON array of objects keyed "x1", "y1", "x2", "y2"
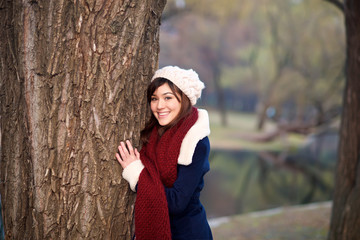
[{"x1": 161, "y1": 0, "x2": 344, "y2": 132}]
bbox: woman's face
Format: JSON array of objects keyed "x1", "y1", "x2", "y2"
[{"x1": 150, "y1": 83, "x2": 181, "y2": 126}]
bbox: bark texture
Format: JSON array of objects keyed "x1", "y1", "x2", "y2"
[
  {"x1": 328, "y1": 0, "x2": 360, "y2": 239},
  {"x1": 0, "y1": 0, "x2": 166, "y2": 239}
]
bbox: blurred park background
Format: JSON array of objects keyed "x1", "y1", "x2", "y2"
[{"x1": 159, "y1": 0, "x2": 344, "y2": 221}]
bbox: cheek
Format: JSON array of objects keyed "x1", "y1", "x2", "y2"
[
  {"x1": 150, "y1": 103, "x2": 156, "y2": 113},
  {"x1": 172, "y1": 102, "x2": 182, "y2": 113}
]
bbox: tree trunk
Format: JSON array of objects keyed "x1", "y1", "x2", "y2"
[
  {"x1": 256, "y1": 101, "x2": 269, "y2": 131},
  {"x1": 0, "y1": 0, "x2": 166, "y2": 239},
  {"x1": 328, "y1": 1, "x2": 360, "y2": 239},
  {"x1": 213, "y1": 63, "x2": 227, "y2": 127}
]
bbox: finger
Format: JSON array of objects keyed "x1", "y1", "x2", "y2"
[
  {"x1": 135, "y1": 148, "x2": 140, "y2": 159},
  {"x1": 115, "y1": 153, "x2": 122, "y2": 163},
  {"x1": 126, "y1": 140, "x2": 135, "y2": 155},
  {"x1": 118, "y1": 143, "x2": 128, "y2": 159},
  {"x1": 120, "y1": 142, "x2": 129, "y2": 155},
  {"x1": 118, "y1": 145, "x2": 124, "y2": 157},
  {"x1": 116, "y1": 153, "x2": 126, "y2": 168}
]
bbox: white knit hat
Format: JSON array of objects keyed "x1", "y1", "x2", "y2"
[{"x1": 151, "y1": 66, "x2": 205, "y2": 105}]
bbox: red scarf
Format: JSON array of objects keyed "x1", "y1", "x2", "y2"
[{"x1": 135, "y1": 108, "x2": 199, "y2": 240}]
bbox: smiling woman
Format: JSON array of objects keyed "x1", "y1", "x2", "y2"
[
  {"x1": 115, "y1": 66, "x2": 213, "y2": 240},
  {"x1": 150, "y1": 80, "x2": 182, "y2": 126}
]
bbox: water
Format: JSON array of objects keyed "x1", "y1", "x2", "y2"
[{"x1": 201, "y1": 133, "x2": 337, "y2": 219}]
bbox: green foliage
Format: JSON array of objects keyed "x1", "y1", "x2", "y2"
[{"x1": 160, "y1": 0, "x2": 345, "y2": 124}]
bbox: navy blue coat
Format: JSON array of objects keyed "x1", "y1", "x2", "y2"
[{"x1": 165, "y1": 137, "x2": 213, "y2": 240}]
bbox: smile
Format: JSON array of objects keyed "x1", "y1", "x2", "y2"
[{"x1": 158, "y1": 112, "x2": 170, "y2": 117}]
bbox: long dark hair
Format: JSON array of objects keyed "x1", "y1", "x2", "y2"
[{"x1": 140, "y1": 78, "x2": 192, "y2": 144}]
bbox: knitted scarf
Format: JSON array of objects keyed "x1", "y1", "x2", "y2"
[{"x1": 135, "y1": 107, "x2": 199, "y2": 240}]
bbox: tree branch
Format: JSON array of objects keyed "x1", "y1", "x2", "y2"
[{"x1": 323, "y1": 0, "x2": 344, "y2": 13}]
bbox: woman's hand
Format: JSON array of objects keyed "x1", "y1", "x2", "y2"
[{"x1": 116, "y1": 140, "x2": 140, "y2": 169}]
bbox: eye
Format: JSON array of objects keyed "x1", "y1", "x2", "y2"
[
  {"x1": 151, "y1": 97, "x2": 158, "y2": 102},
  {"x1": 165, "y1": 96, "x2": 172, "y2": 100}
]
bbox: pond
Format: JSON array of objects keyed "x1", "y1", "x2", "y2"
[{"x1": 201, "y1": 131, "x2": 338, "y2": 219}]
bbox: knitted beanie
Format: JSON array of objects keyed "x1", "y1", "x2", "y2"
[{"x1": 151, "y1": 66, "x2": 205, "y2": 105}]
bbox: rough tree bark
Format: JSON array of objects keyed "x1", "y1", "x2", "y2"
[
  {"x1": 328, "y1": 0, "x2": 360, "y2": 239},
  {"x1": 0, "y1": 0, "x2": 166, "y2": 239}
]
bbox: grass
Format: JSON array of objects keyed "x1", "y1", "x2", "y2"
[{"x1": 207, "y1": 109, "x2": 306, "y2": 151}]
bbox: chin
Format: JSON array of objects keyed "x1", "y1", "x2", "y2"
[
  {"x1": 157, "y1": 116, "x2": 174, "y2": 126},
  {"x1": 158, "y1": 121, "x2": 170, "y2": 126}
]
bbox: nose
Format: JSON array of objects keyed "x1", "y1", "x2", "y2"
[{"x1": 157, "y1": 99, "x2": 165, "y2": 109}]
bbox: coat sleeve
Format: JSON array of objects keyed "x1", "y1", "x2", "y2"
[
  {"x1": 164, "y1": 137, "x2": 210, "y2": 215},
  {"x1": 122, "y1": 160, "x2": 144, "y2": 192}
]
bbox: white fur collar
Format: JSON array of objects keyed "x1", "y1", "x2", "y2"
[{"x1": 177, "y1": 109, "x2": 210, "y2": 165}]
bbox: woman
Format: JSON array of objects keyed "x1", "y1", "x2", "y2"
[{"x1": 116, "y1": 66, "x2": 213, "y2": 240}]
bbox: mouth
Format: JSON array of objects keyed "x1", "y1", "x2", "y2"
[{"x1": 157, "y1": 112, "x2": 170, "y2": 118}]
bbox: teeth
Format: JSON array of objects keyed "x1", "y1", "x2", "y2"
[{"x1": 159, "y1": 113, "x2": 167, "y2": 116}]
